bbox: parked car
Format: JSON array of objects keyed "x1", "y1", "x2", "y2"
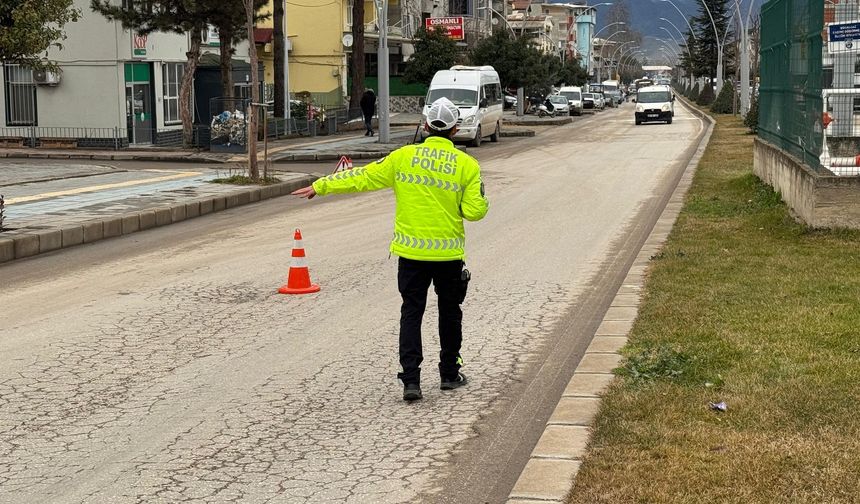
[
  {"x1": 504, "y1": 91, "x2": 518, "y2": 110},
  {"x1": 558, "y1": 86, "x2": 584, "y2": 116},
  {"x1": 548, "y1": 95, "x2": 570, "y2": 115},
  {"x1": 634, "y1": 85, "x2": 675, "y2": 125},
  {"x1": 593, "y1": 93, "x2": 605, "y2": 110},
  {"x1": 582, "y1": 93, "x2": 596, "y2": 111}
]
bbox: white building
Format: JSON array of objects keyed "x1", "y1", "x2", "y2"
[{"x1": 0, "y1": 0, "x2": 245, "y2": 147}]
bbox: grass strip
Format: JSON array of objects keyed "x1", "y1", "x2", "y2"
[{"x1": 567, "y1": 114, "x2": 860, "y2": 503}]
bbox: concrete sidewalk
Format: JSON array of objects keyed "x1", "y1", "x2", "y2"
[
  {"x1": 0, "y1": 163, "x2": 316, "y2": 263},
  {"x1": 0, "y1": 112, "x2": 543, "y2": 165},
  {"x1": 0, "y1": 127, "x2": 418, "y2": 165}
]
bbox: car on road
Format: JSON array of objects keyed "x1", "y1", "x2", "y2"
[
  {"x1": 634, "y1": 85, "x2": 675, "y2": 125},
  {"x1": 593, "y1": 93, "x2": 605, "y2": 110},
  {"x1": 423, "y1": 65, "x2": 503, "y2": 147},
  {"x1": 548, "y1": 95, "x2": 570, "y2": 115},
  {"x1": 558, "y1": 86, "x2": 584, "y2": 116},
  {"x1": 582, "y1": 93, "x2": 596, "y2": 111}
]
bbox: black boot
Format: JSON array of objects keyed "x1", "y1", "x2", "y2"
[
  {"x1": 440, "y1": 372, "x2": 467, "y2": 390},
  {"x1": 403, "y1": 383, "x2": 423, "y2": 401}
]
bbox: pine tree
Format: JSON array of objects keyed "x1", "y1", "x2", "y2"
[
  {"x1": 710, "y1": 80, "x2": 735, "y2": 113},
  {"x1": 690, "y1": 0, "x2": 733, "y2": 83},
  {"x1": 688, "y1": 83, "x2": 700, "y2": 101},
  {"x1": 697, "y1": 82, "x2": 715, "y2": 106},
  {"x1": 744, "y1": 93, "x2": 759, "y2": 133}
]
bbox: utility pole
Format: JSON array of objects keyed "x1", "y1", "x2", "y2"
[{"x1": 374, "y1": 0, "x2": 390, "y2": 143}]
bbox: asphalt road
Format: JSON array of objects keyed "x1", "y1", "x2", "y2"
[{"x1": 0, "y1": 103, "x2": 705, "y2": 503}]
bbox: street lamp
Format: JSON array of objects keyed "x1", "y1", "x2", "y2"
[
  {"x1": 478, "y1": 6, "x2": 517, "y2": 37},
  {"x1": 593, "y1": 21, "x2": 625, "y2": 39},
  {"x1": 373, "y1": 0, "x2": 390, "y2": 142},
  {"x1": 620, "y1": 50, "x2": 644, "y2": 76},
  {"x1": 607, "y1": 40, "x2": 636, "y2": 80},
  {"x1": 594, "y1": 29, "x2": 626, "y2": 82},
  {"x1": 613, "y1": 45, "x2": 639, "y2": 79},
  {"x1": 660, "y1": 0, "x2": 723, "y2": 93}
]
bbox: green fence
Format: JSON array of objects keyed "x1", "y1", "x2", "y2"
[{"x1": 759, "y1": 0, "x2": 823, "y2": 171}]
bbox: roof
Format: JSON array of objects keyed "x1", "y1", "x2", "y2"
[{"x1": 253, "y1": 28, "x2": 273, "y2": 44}]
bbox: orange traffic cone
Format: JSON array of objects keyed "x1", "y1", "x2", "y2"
[{"x1": 278, "y1": 229, "x2": 321, "y2": 295}]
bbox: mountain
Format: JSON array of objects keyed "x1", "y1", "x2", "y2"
[
  {"x1": 593, "y1": 0, "x2": 764, "y2": 39},
  {"x1": 589, "y1": 0, "x2": 764, "y2": 64}
]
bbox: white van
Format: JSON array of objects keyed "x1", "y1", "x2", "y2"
[
  {"x1": 423, "y1": 66, "x2": 503, "y2": 147},
  {"x1": 633, "y1": 85, "x2": 675, "y2": 125},
  {"x1": 557, "y1": 86, "x2": 583, "y2": 116}
]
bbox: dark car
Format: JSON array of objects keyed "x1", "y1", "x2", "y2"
[{"x1": 582, "y1": 93, "x2": 596, "y2": 110}]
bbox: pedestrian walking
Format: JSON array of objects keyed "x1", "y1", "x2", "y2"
[
  {"x1": 292, "y1": 98, "x2": 489, "y2": 402},
  {"x1": 360, "y1": 89, "x2": 376, "y2": 136}
]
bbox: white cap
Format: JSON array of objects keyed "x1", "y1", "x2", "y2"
[{"x1": 426, "y1": 97, "x2": 460, "y2": 131}]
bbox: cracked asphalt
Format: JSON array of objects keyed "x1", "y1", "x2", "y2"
[{"x1": 0, "y1": 104, "x2": 703, "y2": 503}]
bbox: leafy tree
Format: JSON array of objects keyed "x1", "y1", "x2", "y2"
[
  {"x1": 526, "y1": 52, "x2": 561, "y2": 97},
  {"x1": 556, "y1": 58, "x2": 589, "y2": 87},
  {"x1": 0, "y1": 0, "x2": 80, "y2": 68},
  {"x1": 470, "y1": 29, "x2": 534, "y2": 90},
  {"x1": 403, "y1": 27, "x2": 460, "y2": 85},
  {"x1": 710, "y1": 80, "x2": 735, "y2": 113}
]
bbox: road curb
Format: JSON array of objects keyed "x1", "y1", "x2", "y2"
[
  {"x1": 0, "y1": 175, "x2": 316, "y2": 265},
  {"x1": 506, "y1": 100, "x2": 716, "y2": 504},
  {"x1": 500, "y1": 129, "x2": 536, "y2": 138},
  {"x1": 503, "y1": 116, "x2": 573, "y2": 126}
]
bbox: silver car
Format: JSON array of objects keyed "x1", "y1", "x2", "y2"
[{"x1": 548, "y1": 95, "x2": 570, "y2": 115}]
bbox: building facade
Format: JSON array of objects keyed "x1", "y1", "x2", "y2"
[{"x1": 0, "y1": 0, "x2": 246, "y2": 147}]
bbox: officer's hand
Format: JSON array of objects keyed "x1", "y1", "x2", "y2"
[{"x1": 291, "y1": 186, "x2": 316, "y2": 199}]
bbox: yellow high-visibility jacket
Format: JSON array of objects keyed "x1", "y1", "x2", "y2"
[{"x1": 312, "y1": 136, "x2": 489, "y2": 261}]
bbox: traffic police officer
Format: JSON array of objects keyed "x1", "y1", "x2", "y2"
[{"x1": 292, "y1": 97, "x2": 489, "y2": 401}]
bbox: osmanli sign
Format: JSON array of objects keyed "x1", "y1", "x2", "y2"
[{"x1": 425, "y1": 17, "x2": 465, "y2": 41}]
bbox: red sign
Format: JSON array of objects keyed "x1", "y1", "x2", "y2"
[
  {"x1": 132, "y1": 33, "x2": 147, "y2": 57},
  {"x1": 333, "y1": 156, "x2": 354, "y2": 174},
  {"x1": 426, "y1": 17, "x2": 465, "y2": 41}
]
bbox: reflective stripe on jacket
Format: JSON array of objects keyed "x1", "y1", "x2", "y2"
[{"x1": 311, "y1": 136, "x2": 489, "y2": 261}]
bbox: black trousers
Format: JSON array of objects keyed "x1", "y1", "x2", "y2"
[{"x1": 397, "y1": 257, "x2": 464, "y2": 385}]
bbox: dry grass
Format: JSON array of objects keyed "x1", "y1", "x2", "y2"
[{"x1": 567, "y1": 114, "x2": 860, "y2": 504}]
